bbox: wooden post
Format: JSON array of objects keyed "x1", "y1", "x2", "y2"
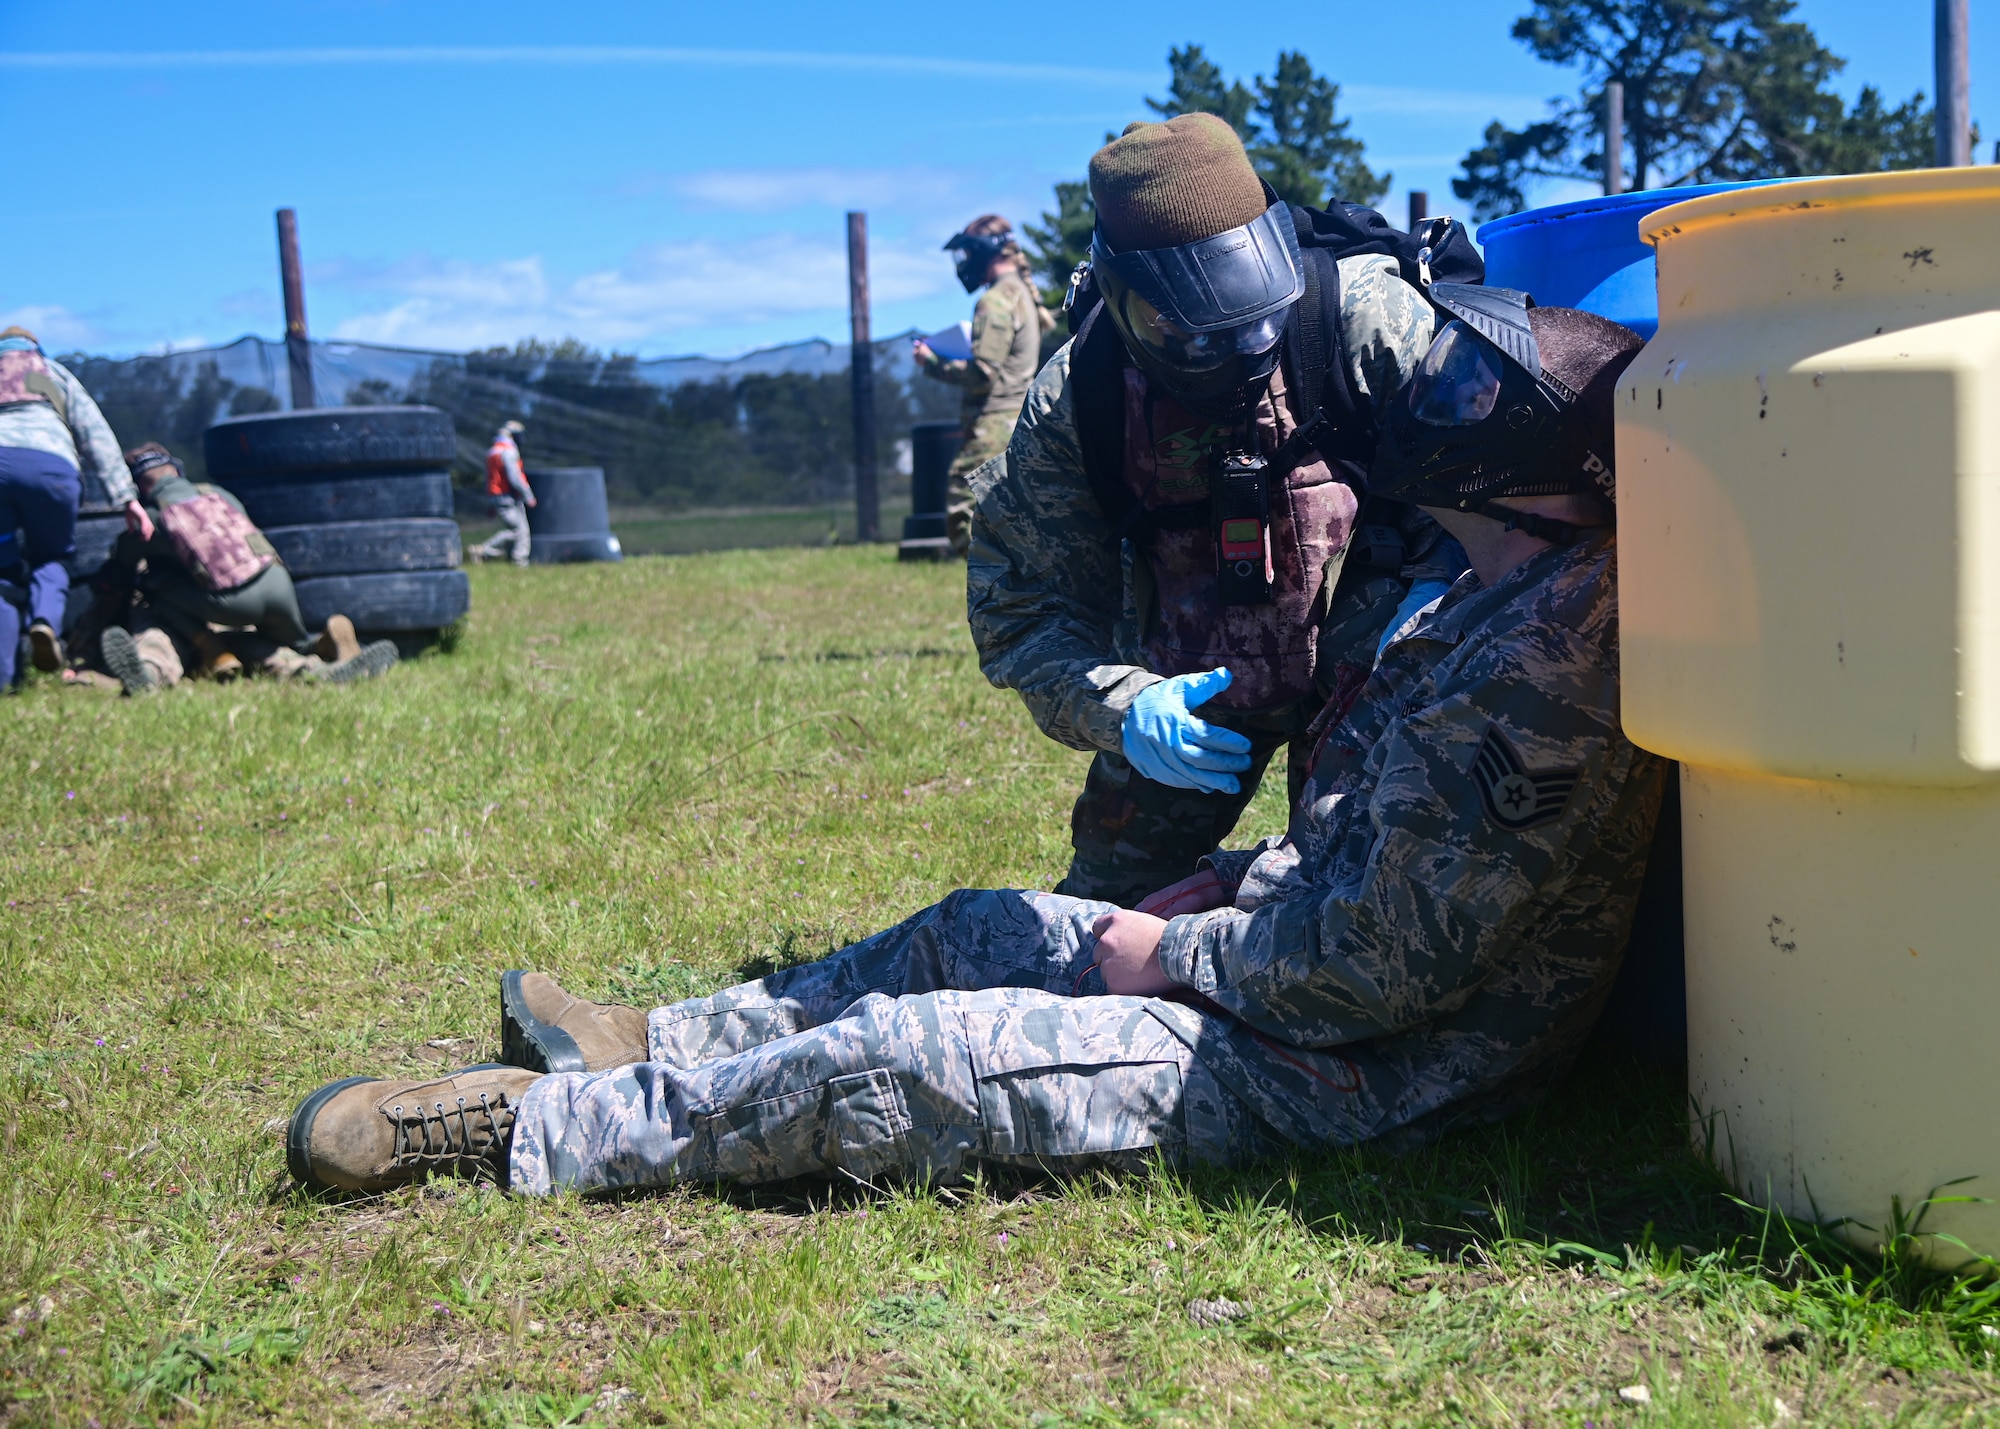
[
  {"x1": 1936, "y1": 0, "x2": 1971, "y2": 167},
  {"x1": 1604, "y1": 82, "x2": 1625, "y2": 195},
  {"x1": 1407, "y1": 190, "x2": 1429, "y2": 232},
  {"x1": 275, "y1": 208, "x2": 315, "y2": 410},
  {"x1": 846, "y1": 211, "x2": 880, "y2": 544}
]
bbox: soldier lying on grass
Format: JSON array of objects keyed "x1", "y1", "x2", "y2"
[{"x1": 287, "y1": 298, "x2": 1667, "y2": 1196}]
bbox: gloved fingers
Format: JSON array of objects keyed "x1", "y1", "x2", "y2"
[
  {"x1": 1172, "y1": 666, "x2": 1235, "y2": 710},
  {"x1": 1177, "y1": 715, "x2": 1254, "y2": 756},
  {"x1": 1125, "y1": 740, "x2": 1238, "y2": 794},
  {"x1": 1173, "y1": 742, "x2": 1254, "y2": 774},
  {"x1": 1155, "y1": 748, "x2": 1242, "y2": 794}
]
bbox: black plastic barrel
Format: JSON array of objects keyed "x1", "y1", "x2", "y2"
[
  {"x1": 902, "y1": 422, "x2": 961, "y2": 543},
  {"x1": 525, "y1": 467, "x2": 622, "y2": 564}
]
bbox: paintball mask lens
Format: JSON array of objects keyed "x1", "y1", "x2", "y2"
[
  {"x1": 1408, "y1": 321, "x2": 1504, "y2": 427},
  {"x1": 1114, "y1": 288, "x2": 1289, "y2": 375}
]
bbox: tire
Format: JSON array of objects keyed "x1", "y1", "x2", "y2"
[
  {"x1": 530, "y1": 532, "x2": 623, "y2": 564},
  {"x1": 294, "y1": 570, "x2": 470, "y2": 633},
  {"x1": 69, "y1": 513, "x2": 128, "y2": 581},
  {"x1": 226, "y1": 471, "x2": 454, "y2": 527},
  {"x1": 205, "y1": 406, "x2": 458, "y2": 479},
  {"x1": 264, "y1": 519, "x2": 462, "y2": 577}
]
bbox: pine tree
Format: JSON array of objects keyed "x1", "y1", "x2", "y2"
[{"x1": 1454, "y1": 0, "x2": 1944, "y2": 219}]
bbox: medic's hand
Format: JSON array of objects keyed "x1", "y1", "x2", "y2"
[
  {"x1": 1120, "y1": 669, "x2": 1254, "y2": 794},
  {"x1": 123, "y1": 500, "x2": 154, "y2": 543},
  {"x1": 911, "y1": 338, "x2": 936, "y2": 366},
  {"x1": 1091, "y1": 909, "x2": 1172, "y2": 996},
  {"x1": 1136, "y1": 867, "x2": 1231, "y2": 919}
]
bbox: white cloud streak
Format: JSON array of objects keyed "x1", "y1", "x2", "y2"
[
  {"x1": 0, "y1": 44, "x2": 1153, "y2": 88},
  {"x1": 321, "y1": 232, "x2": 950, "y2": 352},
  {"x1": 0, "y1": 46, "x2": 1544, "y2": 119}
]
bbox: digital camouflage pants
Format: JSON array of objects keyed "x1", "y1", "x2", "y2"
[
  {"x1": 944, "y1": 411, "x2": 1017, "y2": 558},
  {"x1": 508, "y1": 889, "x2": 1277, "y2": 1195}
]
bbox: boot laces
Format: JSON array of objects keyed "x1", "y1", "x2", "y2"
[{"x1": 387, "y1": 1088, "x2": 515, "y2": 1175}]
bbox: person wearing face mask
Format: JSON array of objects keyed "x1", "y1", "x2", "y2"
[
  {"x1": 912, "y1": 215, "x2": 1052, "y2": 558},
  {"x1": 967, "y1": 114, "x2": 1473, "y2": 907}
]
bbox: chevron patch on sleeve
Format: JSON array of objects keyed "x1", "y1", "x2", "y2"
[{"x1": 1470, "y1": 723, "x2": 1579, "y2": 831}]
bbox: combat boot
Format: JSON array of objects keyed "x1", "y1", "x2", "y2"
[
  {"x1": 315, "y1": 639, "x2": 398, "y2": 685},
  {"x1": 286, "y1": 1064, "x2": 539, "y2": 1192},
  {"x1": 26, "y1": 621, "x2": 63, "y2": 673},
  {"x1": 100, "y1": 627, "x2": 158, "y2": 696},
  {"x1": 500, "y1": 970, "x2": 649, "y2": 1073},
  {"x1": 314, "y1": 614, "x2": 362, "y2": 665}
]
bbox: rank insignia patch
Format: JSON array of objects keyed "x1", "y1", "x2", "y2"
[{"x1": 1471, "y1": 723, "x2": 1580, "y2": 831}]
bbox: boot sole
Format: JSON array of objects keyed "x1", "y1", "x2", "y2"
[
  {"x1": 499, "y1": 970, "x2": 586, "y2": 1074},
  {"x1": 320, "y1": 640, "x2": 398, "y2": 685},
  {"x1": 286, "y1": 1064, "x2": 517, "y2": 1191},
  {"x1": 99, "y1": 629, "x2": 157, "y2": 696}
]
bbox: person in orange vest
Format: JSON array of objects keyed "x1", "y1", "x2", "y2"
[{"x1": 473, "y1": 420, "x2": 535, "y2": 567}]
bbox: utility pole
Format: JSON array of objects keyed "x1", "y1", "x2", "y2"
[
  {"x1": 1936, "y1": 0, "x2": 1971, "y2": 167},
  {"x1": 1407, "y1": 190, "x2": 1429, "y2": 232},
  {"x1": 846, "y1": 210, "x2": 880, "y2": 544},
  {"x1": 275, "y1": 207, "x2": 315, "y2": 410},
  {"x1": 1604, "y1": 82, "x2": 1626, "y2": 195}
]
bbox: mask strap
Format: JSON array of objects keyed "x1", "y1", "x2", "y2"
[{"x1": 1478, "y1": 501, "x2": 1592, "y2": 547}]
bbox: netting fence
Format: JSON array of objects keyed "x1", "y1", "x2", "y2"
[{"x1": 61, "y1": 333, "x2": 961, "y2": 511}]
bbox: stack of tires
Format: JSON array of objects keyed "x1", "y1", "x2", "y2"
[{"x1": 202, "y1": 407, "x2": 470, "y2": 639}]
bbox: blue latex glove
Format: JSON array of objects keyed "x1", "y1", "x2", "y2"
[
  {"x1": 1120, "y1": 668, "x2": 1255, "y2": 794},
  {"x1": 1376, "y1": 578, "x2": 1454, "y2": 660}
]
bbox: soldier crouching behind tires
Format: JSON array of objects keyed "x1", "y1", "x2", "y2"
[
  {"x1": 968, "y1": 114, "x2": 1477, "y2": 907},
  {"x1": 82, "y1": 444, "x2": 399, "y2": 695}
]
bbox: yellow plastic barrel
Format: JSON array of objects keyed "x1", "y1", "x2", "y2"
[{"x1": 1618, "y1": 167, "x2": 2000, "y2": 1268}]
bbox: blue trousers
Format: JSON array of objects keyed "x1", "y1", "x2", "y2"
[{"x1": 0, "y1": 447, "x2": 81, "y2": 685}]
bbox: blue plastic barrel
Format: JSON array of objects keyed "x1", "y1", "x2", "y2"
[{"x1": 1478, "y1": 181, "x2": 1786, "y2": 337}]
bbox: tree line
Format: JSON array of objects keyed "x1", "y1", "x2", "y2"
[
  {"x1": 64, "y1": 340, "x2": 954, "y2": 508},
  {"x1": 1025, "y1": 1, "x2": 1956, "y2": 295}
]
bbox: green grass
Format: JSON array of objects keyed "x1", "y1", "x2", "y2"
[
  {"x1": 458, "y1": 500, "x2": 917, "y2": 559},
  {"x1": 3, "y1": 548, "x2": 1997, "y2": 1426}
]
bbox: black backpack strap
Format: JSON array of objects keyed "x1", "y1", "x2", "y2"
[
  {"x1": 1272, "y1": 243, "x2": 1370, "y2": 474},
  {"x1": 1068, "y1": 304, "x2": 1140, "y2": 542}
]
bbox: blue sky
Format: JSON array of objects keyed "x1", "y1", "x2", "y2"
[{"x1": 0, "y1": 0, "x2": 1980, "y2": 359}]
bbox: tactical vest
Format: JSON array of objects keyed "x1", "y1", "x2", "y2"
[
  {"x1": 0, "y1": 344, "x2": 67, "y2": 421},
  {"x1": 486, "y1": 438, "x2": 519, "y2": 497},
  {"x1": 1068, "y1": 200, "x2": 1486, "y2": 714},
  {"x1": 158, "y1": 488, "x2": 276, "y2": 592},
  {"x1": 1116, "y1": 360, "x2": 1357, "y2": 710}
]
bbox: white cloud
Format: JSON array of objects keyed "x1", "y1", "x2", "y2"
[
  {"x1": 323, "y1": 232, "x2": 952, "y2": 353},
  {"x1": 0, "y1": 304, "x2": 101, "y2": 348},
  {"x1": 0, "y1": 45, "x2": 1150, "y2": 88},
  {"x1": 658, "y1": 165, "x2": 981, "y2": 214}
]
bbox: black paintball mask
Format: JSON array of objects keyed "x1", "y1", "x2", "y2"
[
  {"x1": 944, "y1": 228, "x2": 1013, "y2": 293},
  {"x1": 1370, "y1": 285, "x2": 1633, "y2": 542},
  {"x1": 1091, "y1": 200, "x2": 1303, "y2": 421}
]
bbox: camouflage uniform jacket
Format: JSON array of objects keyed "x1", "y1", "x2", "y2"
[
  {"x1": 1150, "y1": 531, "x2": 1667, "y2": 1148},
  {"x1": 0, "y1": 356, "x2": 138, "y2": 509},
  {"x1": 967, "y1": 253, "x2": 1435, "y2": 756},
  {"x1": 922, "y1": 268, "x2": 1045, "y2": 428}
]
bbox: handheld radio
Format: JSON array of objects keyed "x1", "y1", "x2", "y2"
[{"x1": 1214, "y1": 452, "x2": 1274, "y2": 606}]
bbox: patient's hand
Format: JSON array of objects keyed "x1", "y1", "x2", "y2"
[
  {"x1": 1136, "y1": 868, "x2": 1231, "y2": 919},
  {"x1": 1091, "y1": 910, "x2": 1171, "y2": 996}
]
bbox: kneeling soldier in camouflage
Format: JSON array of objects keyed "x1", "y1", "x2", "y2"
[{"x1": 288, "y1": 298, "x2": 1667, "y2": 1195}]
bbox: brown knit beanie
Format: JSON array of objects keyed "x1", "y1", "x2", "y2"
[{"x1": 1089, "y1": 113, "x2": 1269, "y2": 252}]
